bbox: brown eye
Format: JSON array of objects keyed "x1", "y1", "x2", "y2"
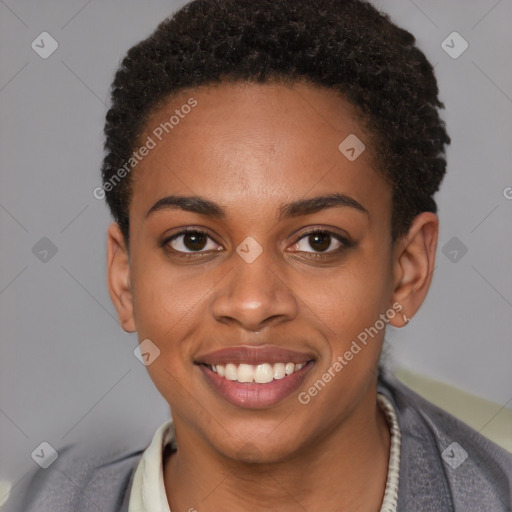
[
  {"x1": 166, "y1": 230, "x2": 221, "y2": 253},
  {"x1": 307, "y1": 232, "x2": 331, "y2": 252},
  {"x1": 183, "y1": 232, "x2": 207, "y2": 251},
  {"x1": 291, "y1": 229, "x2": 349, "y2": 255}
]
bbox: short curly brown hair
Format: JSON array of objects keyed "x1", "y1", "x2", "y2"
[{"x1": 101, "y1": 0, "x2": 450, "y2": 243}]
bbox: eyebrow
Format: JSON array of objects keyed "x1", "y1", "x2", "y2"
[{"x1": 146, "y1": 193, "x2": 368, "y2": 221}]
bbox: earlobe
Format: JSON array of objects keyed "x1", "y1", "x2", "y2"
[
  {"x1": 388, "y1": 212, "x2": 439, "y2": 328},
  {"x1": 106, "y1": 222, "x2": 136, "y2": 333}
]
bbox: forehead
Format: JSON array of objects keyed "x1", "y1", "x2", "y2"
[{"x1": 130, "y1": 81, "x2": 390, "y2": 223}]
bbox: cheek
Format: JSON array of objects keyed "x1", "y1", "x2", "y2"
[
  {"x1": 128, "y1": 254, "x2": 203, "y2": 403},
  {"x1": 314, "y1": 248, "x2": 394, "y2": 364},
  {"x1": 130, "y1": 250, "x2": 204, "y2": 337}
]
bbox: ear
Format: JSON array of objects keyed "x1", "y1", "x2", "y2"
[
  {"x1": 107, "y1": 222, "x2": 136, "y2": 333},
  {"x1": 388, "y1": 212, "x2": 438, "y2": 328}
]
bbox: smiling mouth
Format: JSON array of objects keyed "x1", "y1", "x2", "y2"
[
  {"x1": 201, "y1": 361, "x2": 313, "y2": 384},
  {"x1": 195, "y1": 345, "x2": 316, "y2": 408}
]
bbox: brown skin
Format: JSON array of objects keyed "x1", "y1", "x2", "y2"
[{"x1": 107, "y1": 82, "x2": 438, "y2": 511}]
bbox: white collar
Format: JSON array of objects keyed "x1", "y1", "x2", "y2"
[
  {"x1": 128, "y1": 393, "x2": 401, "y2": 512},
  {"x1": 128, "y1": 419, "x2": 175, "y2": 512}
]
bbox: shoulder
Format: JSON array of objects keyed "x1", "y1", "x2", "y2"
[
  {"x1": 4, "y1": 439, "x2": 145, "y2": 512},
  {"x1": 379, "y1": 371, "x2": 512, "y2": 511}
]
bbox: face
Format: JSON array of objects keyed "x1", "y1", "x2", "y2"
[{"x1": 108, "y1": 81, "x2": 434, "y2": 463}]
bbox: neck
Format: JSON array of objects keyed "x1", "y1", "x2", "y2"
[{"x1": 164, "y1": 387, "x2": 391, "y2": 512}]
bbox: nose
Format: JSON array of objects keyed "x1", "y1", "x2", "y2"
[{"x1": 211, "y1": 251, "x2": 299, "y2": 332}]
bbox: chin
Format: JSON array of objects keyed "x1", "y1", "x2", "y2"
[{"x1": 214, "y1": 430, "x2": 302, "y2": 466}]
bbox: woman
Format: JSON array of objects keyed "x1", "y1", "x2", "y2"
[{"x1": 8, "y1": 0, "x2": 511, "y2": 510}]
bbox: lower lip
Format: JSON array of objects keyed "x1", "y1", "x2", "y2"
[{"x1": 199, "y1": 363, "x2": 314, "y2": 409}]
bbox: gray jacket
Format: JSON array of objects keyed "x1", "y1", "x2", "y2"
[{"x1": 5, "y1": 372, "x2": 512, "y2": 511}]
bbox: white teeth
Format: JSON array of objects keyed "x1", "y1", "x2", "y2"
[
  {"x1": 208, "y1": 361, "x2": 308, "y2": 383},
  {"x1": 225, "y1": 363, "x2": 238, "y2": 381},
  {"x1": 254, "y1": 363, "x2": 274, "y2": 384},
  {"x1": 273, "y1": 362, "x2": 286, "y2": 380},
  {"x1": 237, "y1": 363, "x2": 254, "y2": 383}
]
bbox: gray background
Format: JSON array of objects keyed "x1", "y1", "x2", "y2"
[{"x1": 1, "y1": 0, "x2": 511, "y2": 497}]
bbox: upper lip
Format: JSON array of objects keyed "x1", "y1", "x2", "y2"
[{"x1": 196, "y1": 345, "x2": 315, "y2": 366}]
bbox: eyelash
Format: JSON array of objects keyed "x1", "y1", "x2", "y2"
[{"x1": 161, "y1": 227, "x2": 352, "y2": 259}]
